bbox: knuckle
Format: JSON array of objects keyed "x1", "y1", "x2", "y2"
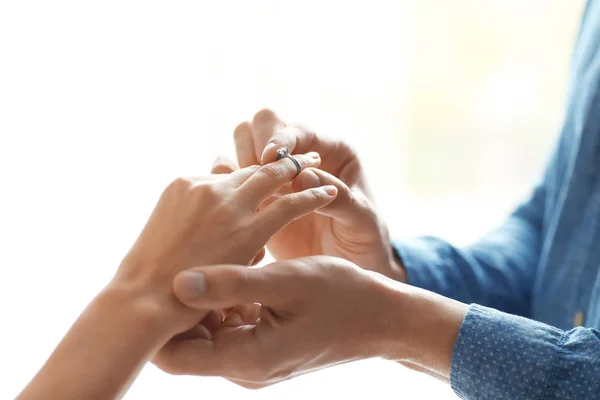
[
  {"x1": 232, "y1": 165, "x2": 261, "y2": 183},
  {"x1": 258, "y1": 163, "x2": 284, "y2": 179},
  {"x1": 168, "y1": 176, "x2": 192, "y2": 192},
  {"x1": 152, "y1": 353, "x2": 185, "y2": 376},
  {"x1": 212, "y1": 156, "x2": 235, "y2": 174},
  {"x1": 193, "y1": 182, "x2": 219, "y2": 201},
  {"x1": 330, "y1": 259, "x2": 361, "y2": 280},
  {"x1": 243, "y1": 165, "x2": 262, "y2": 175},
  {"x1": 293, "y1": 256, "x2": 348, "y2": 285},
  {"x1": 274, "y1": 259, "x2": 314, "y2": 284},
  {"x1": 286, "y1": 262, "x2": 311, "y2": 280}
]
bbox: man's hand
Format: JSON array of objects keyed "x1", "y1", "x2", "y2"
[
  {"x1": 153, "y1": 256, "x2": 468, "y2": 388},
  {"x1": 233, "y1": 109, "x2": 406, "y2": 281}
]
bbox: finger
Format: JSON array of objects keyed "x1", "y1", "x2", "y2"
[
  {"x1": 259, "y1": 124, "x2": 338, "y2": 164},
  {"x1": 238, "y1": 152, "x2": 321, "y2": 207},
  {"x1": 260, "y1": 125, "x2": 361, "y2": 185},
  {"x1": 223, "y1": 303, "x2": 261, "y2": 327},
  {"x1": 259, "y1": 124, "x2": 318, "y2": 164},
  {"x1": 171, "y1": 324, "x2": 212, "y2": 341},
  {"x1": 234, "y1": 122, "x2": 259, "y2": 168},
  {"x1": 251, "y1": 109, "x2": 285, "y2": 163},
  {"x1": 254, "y1": 185, "x2": 338, "y2": 243},
  {"x1": 171, "y1": 309, "x2": 223, "y2": 341},
  {"x1": 173, "y1": 263, "x2": 301, "y2": 310},
  {"x1": 155, "y1": 326, "x2": 258, "y2": 377},
  {"x1": 291, "y1": 168, "x2": 373, "y2": 226},
  {"x1": 250, "y1": 247, "x2": 266, "y2": 266},
  {"x1": 200, "y1": 309, "x2": 224, "y2": 334},
  {"x1": 211, "y1": 156, "x2": 239, "y2": 175}
]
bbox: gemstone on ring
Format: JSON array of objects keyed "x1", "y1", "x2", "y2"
[
  {"x1": 275, "y1": 146, "x2": 301, "y2": 174},
  {"x1": 276, "y1": 146, "x2": 289, "y2": 159}
]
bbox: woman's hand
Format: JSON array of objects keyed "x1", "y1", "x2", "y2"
[
  {"x1": 114, "y1": 153, "x2": 338, "y2": 334},
  {"x1": 153, "y1": 256, "x2": 468, "y2": 388},
  {"x1": 17, "y1": 155, "x2": 337, "y2": 400},
  {"x1": 233, "y1": 109, "x2": 406, "y2": 282}
]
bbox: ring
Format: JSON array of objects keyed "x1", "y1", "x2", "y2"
[{"x1": 276, "y1": 146, "x2": 302, "y2": 175}]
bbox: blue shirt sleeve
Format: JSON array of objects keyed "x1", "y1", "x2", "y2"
[
  {"x1": 451, "y1": 304, "x2": 600, "y2": 400},
  {"x1": 393, "y1": 182, "x2": 545, "y2": 317},
  {"x1": 392, "y1": 134, "x2": 563, "y2": 316}
]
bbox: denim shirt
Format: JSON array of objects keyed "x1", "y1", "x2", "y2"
[{"x1": 393, "y1": 1, "x2": 600, "y2": 398}]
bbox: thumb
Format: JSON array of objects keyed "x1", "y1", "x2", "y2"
[
  {"x1": 292, "y1": 168, "x2": 374, "y2": 225},
  {"x1": 172, "y1": 265, "x2": 288, "y2": 310}
]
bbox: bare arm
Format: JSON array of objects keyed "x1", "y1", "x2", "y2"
[
  {"x1": 17, "y1": 281, "x2": 178, "y2": 400},
  {"x1": 17, "y1": 154, "x2": 336, "y2": 399}
]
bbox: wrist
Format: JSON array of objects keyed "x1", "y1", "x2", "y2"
[
  {"x1": 106, "y1": 270, "x2": 194, "y2": 339},
  {"x1": 114, "y1": 256, "x2": 211, "y2": 336},
  {"x1": 372, "y1": 281, "x2": 467, "y2": 376},
  {"x1": 99, "y1": 282, "x2": 177, "y2": 340},
  {"x1": 19, "y1": 277, "x2": 187, "y2": 400}
]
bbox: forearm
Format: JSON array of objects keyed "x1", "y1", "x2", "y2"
[
  {"x1": 393, "y1": 218, "x2": 541, "y2": 316},
  {"x1": 377, "y1": 283, "x2": 468, "y2": 381},
  {"x1": 18, "y1": 282, "x2": 176, "y2": 400},
  {"x1": 376, "y1": 283, "x2": 600, "y2": 399}
]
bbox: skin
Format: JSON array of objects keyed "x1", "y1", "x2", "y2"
[
  {"x1": 152, "y1": 109, "x2": 469, "y2": 387},
  {"x1": 154, "y1": 256, "x2": 468, "y2": 388},
  {"x1": 19, "y1": 109, "x2": 469, "y2": 397},
  {"x1": 17, "y1": 157, "x2": 338, "y2": 400},
  {"x1": 232, "y1": 109, "x2": 407, "y2": 281}
]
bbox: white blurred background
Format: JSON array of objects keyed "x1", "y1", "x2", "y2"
[{"x1": 0, "y1": 1, "x2": 585, "y2": 398}]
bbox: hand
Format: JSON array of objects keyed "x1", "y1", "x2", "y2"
[
  {"x1": 19, "y1": 156, "x2": 340, "y2": 400},
  {"x1": 153, "y1": 256, "x2": 467, "y2": 388},
  {"x1": 113, "y1": 154, "x2": 337, "y2": 335},
  {"x1": 234, "y1": 109, "x2": 405, "y2": 281}
]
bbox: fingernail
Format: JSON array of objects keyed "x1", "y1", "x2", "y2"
[
  {"x1": 301, "y1": 169, "x2": 322, "y2": 189},
  {"x1": 177, "y1": 271, "x2": 206, "y2": 299},
  {"x1": 315, "y1": 185, "x2": 338, "y2": 197},
  {"x1": 261, "y1": 142, "x2": 277, "y2": 162}
]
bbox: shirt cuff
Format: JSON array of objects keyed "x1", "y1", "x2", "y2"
[
  {"x1": 450, "y1": 304, "x2": 564, "y2": 400},
  {"x1": 392, "y1": 237, "x2": 456, "y2": 296}
]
